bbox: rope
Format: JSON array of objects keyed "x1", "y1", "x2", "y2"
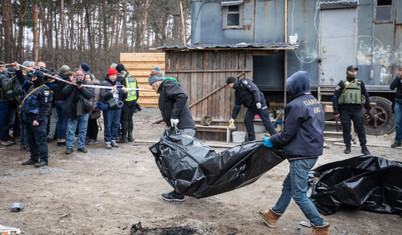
[{"x1": 3, "y1": 63, "x2": 153, "y2": 91}]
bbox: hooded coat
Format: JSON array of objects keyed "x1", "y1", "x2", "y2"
[
  {"x1": 157, "y1": 78, "x2": 195, "y2": 130},
  {"x1": 269, "y1": 71, "x2": 325, "y2": 160}
]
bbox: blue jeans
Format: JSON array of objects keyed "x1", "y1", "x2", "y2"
[
  {"x1": 272, "y1": 158, "x2": 324, "y2": 226},
  {"x1": 0, "y1": 102, "x2": 10, "y2": 141},
  {"x1": 394, "y1": 102, "x2": 402, "y2": 143},
  {"x1": 66, "y1": 114, "x2": 89, "y2": 149},
  {"x1": 103, "y1": 108, "x2": 121, "y2": 143},
  {"x1": 56, "y1": 101, "x2": 68, "y2": 139}
]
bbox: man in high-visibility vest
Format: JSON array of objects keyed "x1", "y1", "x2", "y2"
[{"x1": 116, "y1": 63, "x2": 140, "y2": 143}]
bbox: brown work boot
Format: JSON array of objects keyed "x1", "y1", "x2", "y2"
[
  {"x1": 311, "y1": 223, "x2": 330, "y2": 235},
  {"x1": 258, "y1": 209, "x2": 282, "y2": 228}
]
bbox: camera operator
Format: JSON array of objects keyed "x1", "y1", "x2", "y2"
[{"x1": 62, "y1": 70, "x2": 93, "y2": 154}]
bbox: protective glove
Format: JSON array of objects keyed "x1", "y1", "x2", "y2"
[
  {"x1": 229, "y1": 118, "x2": 235, "y2": 127},
  {"x1": 170, "y1": 118, "x2": 179, "y2": 126},
  {"x1": 256, "y1": 102, "x2": 262, "y2": 109},
  {"x1": 263, "y1": 137, "x2": 273, "y2": 148}
]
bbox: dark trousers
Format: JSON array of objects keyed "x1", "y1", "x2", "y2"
[
  {"x1": 0, "y1": 102, "x2": 10, "y2": 141},
  {"x1": 121, "y1": 101, "x2": 136, "y2": 138},
  {"x1": 87, "y1": 118, "x2": 98, "y2": 140},
  {"x1": 4, "y1": 101, "x2": 17, "y2": 139},
  {"x1": 340, "y1": 107, "x2": 367, "y2": 147},
  {"x1": 244, "y1": 99, "x2": 276, "y2": 141},
  {"x1": 26, "y1": 114, "x2": 48, "y2": 162}
]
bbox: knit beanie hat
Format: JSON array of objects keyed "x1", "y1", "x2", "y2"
[
  {"x1": 148, "y1": 66, "x2": 164, "y2": 85},
  {"x1": 116, "y1": 63, "x2": 126, "y2": 73},
  {"x1": 108, "y1": 68, "x2": 118, "y2": 76},
  {"x1": 59, "y1": 65, "x2": 71, "y2": 74},
  {"x1": 110, "y1": 63, "x2": 118, "y2": 69},
  {"x1": 80, "y1": 63, "x2": 90, "y2": 72}
]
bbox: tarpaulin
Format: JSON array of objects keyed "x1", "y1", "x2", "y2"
[
  {"x1": 308, "y1": 155, "x2": 402, "y2": 215},
  {"x1": 149, "y1": 127, "x2": 285, "y2": 198}
]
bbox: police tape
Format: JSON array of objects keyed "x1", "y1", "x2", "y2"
[{"x1": 4, "y1": 63, "x2": 153, "y2": 91}]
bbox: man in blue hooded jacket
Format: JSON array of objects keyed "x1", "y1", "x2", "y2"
[{"x1": 258, "y1": 71, "x2": 329, "y2": 234}]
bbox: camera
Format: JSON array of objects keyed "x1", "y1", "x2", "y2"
[{"x1": 76, "y1": 78, "x2": 83, "y2": 85}]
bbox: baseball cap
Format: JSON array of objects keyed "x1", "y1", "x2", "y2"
[{"x1": 346, "y1": 65, "x2": 358, "y2": 71}]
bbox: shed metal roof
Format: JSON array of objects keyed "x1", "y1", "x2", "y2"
[{"x1": 157, "y1": 42, "x2": 298, "y2": 51}]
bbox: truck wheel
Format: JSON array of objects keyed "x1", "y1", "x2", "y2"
[{"x1": 365, "y1": 96, "x2": 395, "y2": 135}]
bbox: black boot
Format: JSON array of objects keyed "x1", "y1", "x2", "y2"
[
  {"x1": 361, "y1": 146, "x2": 370, "y2": 155},
  {"x1": 344, "y1": 145, "x2": 351, "y2": 154},
  {"x1": 117, "y1": 137, "x2": 128, "y2": 143},
  {"x1": 21, "y1": 159, "x2": 36, "y2": 165},
  {"x1": 127, "y1": 132, "x2": 134, "y2": 142},
  {"x1": 35, "y1": 160, "x2": 48, "y2": 167}
]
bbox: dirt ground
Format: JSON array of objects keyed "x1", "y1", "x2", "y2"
[{"x1": 0, "y1": 107, "x2": 401, "y2": 235}]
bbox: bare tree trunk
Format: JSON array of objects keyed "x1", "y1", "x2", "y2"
[
  {"x1": 142, "y1": 0, "x2": 149, "y2": 50},
  {"x1": 2, "y1": 0, "x2": 14, "y2": 62},
  {"x1": 60, "y1": 0, "x2": 65, "y2": 51},
  {"x1": 122, "y1": 0, "x2": 128, "y2": 49},
  {"x1": 114, "y1": 0, "x2": 121, "y2": 48},
  {"x1": 69, "y1": 0, "x2": 74, "y2": 51},
  {"x1": 16, "y1": 0, "x2": 27, "y2": 61},
  {"x1": 102, "y1": 1, "x2": 108, "y2": 50},
  {"x1": 85, "y1": 2, "x2": 95, "y2": 67},
  {"x1": 32, "y1": 3, "x2": 39, "y2": 62}
]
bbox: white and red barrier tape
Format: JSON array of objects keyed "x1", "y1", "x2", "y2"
[{"x1": 3, "y1": 63, "x2": 153, "y2": 91}]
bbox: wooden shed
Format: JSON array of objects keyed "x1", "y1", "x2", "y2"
[{"x1": 159, "y1": 43, "x2": 296, "y2": 141}]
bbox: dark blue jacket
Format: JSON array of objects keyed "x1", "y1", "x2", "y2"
[{"x1": 270, "y1": 71, "x2": 325, "y2": 160}]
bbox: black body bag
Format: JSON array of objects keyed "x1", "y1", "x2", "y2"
[{"x1": 149, "y1": 127, "x2": 285, "y2": 198}]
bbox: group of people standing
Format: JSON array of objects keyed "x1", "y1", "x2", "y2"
[{"x1": 0, "y1": 61, "x2": 140, "y2": 167}]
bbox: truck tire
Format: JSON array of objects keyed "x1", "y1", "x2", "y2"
[{"x1": 365, "y1": 96, "x2": 395, "y2": 135}]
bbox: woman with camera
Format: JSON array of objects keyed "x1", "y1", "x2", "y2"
[{"x1": 99, "y1": 68, "x2": 127, "y2": 149}]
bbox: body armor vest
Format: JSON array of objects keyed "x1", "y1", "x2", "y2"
[{"x1": 338, "y1": 79, "x2": 366, "y2": 105}]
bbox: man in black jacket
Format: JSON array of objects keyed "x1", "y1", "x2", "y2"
[
  {"x1": 148, "y1": 66, "x2": 196, "y2": 202},
  {"x1": 62, "y1": 70, "x2": 93, "y2": 154},
  {"x1": 14, "y1": 62, "x2": 52, "y2": 167},
  {"x1": 226, "y1": 76, "x2": 276, "y2": 141}
]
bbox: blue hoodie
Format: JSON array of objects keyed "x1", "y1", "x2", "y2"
[{"x1": 270, "y1": 71, "x2": 325, "y2": 160}]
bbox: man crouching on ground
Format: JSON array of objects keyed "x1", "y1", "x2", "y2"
[{"x1": 259, "y1": 71, "x2": 330, "y2": 234}]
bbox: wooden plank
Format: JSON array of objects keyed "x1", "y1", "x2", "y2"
[
  {"x1": 120, "y1": 52, "x2": 165, "y2": 107},
  {"x1": 195, "y1": 124, "x2": 235, "y2": 130}
]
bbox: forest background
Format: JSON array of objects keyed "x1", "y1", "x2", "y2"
[{"x1": 0, "y1": 0, "x2": 191, "y2": 78}]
